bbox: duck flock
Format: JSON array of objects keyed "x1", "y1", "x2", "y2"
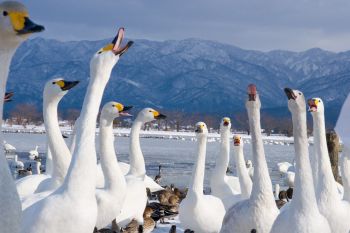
[{"x1": 1, "y1": 1, "x2": 350, "y2": 233}]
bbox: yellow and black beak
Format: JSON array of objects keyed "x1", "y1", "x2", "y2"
[
  {"x1": 115, "y1": 103, "x2": 133, "y2": 116},
  {"x1": 195, "y1": 124, "x2": 204, "y2": 133},
  {"x1": 100, "y1": 27, "x2": 134, "y2": 56},
  {"x1": 54, "y1": 80, "x2": 80, "y2": 91},
  {"x1": 308, "y1": 98, "x2": 318, "y2": 112},
  {"x1": 9, "y1": 12, "x2": 45, "y2": 35},
  {"x1": 223, "y1": 118, "x2": 230, "y2": 126},
  {"x1": 233, "y1": 136, "x2": 241, "y2": 146},
  {"x1": 153, "y1": 110, "x2": 166, "y2": 120}
]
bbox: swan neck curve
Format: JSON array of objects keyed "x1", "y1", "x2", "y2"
[
  {"x1": 43, "y1": 94, "x2": 71, "y2": 187},
  {"x1": 291, "y1": 107, "x2": 319, "y2": 211},
  {"x1": 99, "y1": 115, "x2": 126, "y2": 191},
  {"x1": 312, "y1": 111, "x2": 339, "y2": 201},
  {"x1": 129, "y1": 119, "x2": 146, "y2": 177},
  {"x1": 246, "y1": 101, "x2": 275, "y2": 204},
  {"x1": 234, "y1": 145, "x2": 252, "y2": 198},
  {"x1": 214, "y1": 130, "x2": 230, "y2": 179},
  {"x1": 190, "y1": 134, "x2": 207, "y2": 195}
]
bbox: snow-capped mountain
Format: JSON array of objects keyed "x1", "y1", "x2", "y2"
[{"x1": 6, "y1": 37, "x2": 350, "y2": 125}]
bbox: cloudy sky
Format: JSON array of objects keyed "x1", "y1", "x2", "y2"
[{"x1": 22, "y1": 0, "x2": 350, "y2": 52}]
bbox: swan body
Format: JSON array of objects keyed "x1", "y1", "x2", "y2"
[
  {"x1": 21, "y1": 28, "x2": 133, "y2": 233},
  {"x1": 270, "y1": 88, "x2": 331, "y2": 233},
  {"x1": 95, "y1": 102, "x2": 131, "y2": 229},
  {"x1": 308, "y1": 97, "x2": 350, "y2": 233},
  {"x1": 277, "y1": 162, "x2": 293, "y2": 175},
  {"x1": 115, "y1": 108, "x2": 166, "y2": 228},
  {"x1": 180, "y1": 122, "x2": 225, "y2": 233},
  {"x1": 0, "y1": 2, "x2": 44, "y2": 232},
  {"x1": 221, "y1": 84, "x2": 278, "y2": 233},
  {"x1": 210, "y1": 117, "x2": 241, "y2": 209},
  {"x1": 3, "y1": 140, "x2": 16, "y2": 152}
]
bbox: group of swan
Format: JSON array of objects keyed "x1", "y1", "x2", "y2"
[
  {"x1": 1, "y1": 2, "x2": 168, "y2": 232},
  {"x1": 180, "y1": 84, "x2": 350, "y2": 233}
]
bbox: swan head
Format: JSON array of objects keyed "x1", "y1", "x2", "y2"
[
  {"x1": 284, "y1": 88, "x2": 306, "y2": 113},
  {"x1": 90, "y1": 27, "x2": 133, "y2": 77},
  {"x1": 44, "y1": 78, "x2": 79, "y2": 100},
  {"x1": 136, "y1": 107, "x2": 166, "y2": 123},
  {"x1": 101, "y1": 101, "x2": 133, "y2": 120},
  {"x1": 0, "y1": 1, "x2": 44, "y2": 48},
  {"x1": 233, "y1": 135, "x2": 243, "y2": 147},
  {"x1": 307, "y1": 97, "x2": 324, "y2": 114},
  {"x1": 194, "y1": 122, "x2": 208, "y2": 136},
  {"x1": 220, "y1": 117, "x2": 231, "y2": 131},
  {"x1": 246, "y1": 84, "x2": 261, "y2": 109}
]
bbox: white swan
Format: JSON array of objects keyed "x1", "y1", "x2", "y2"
[
  {"x1": 307, "y1": 97, "x2": 350, "y2": 232},
  {"x1": 21, "y1": 28, "x2": 133, "y2": 233},
  {"x1": 9, "y1": 154, "x2": 24, "y2": 170},
  {"x1": 115, "y1": 107, "x2": 166, "y2": 230},
  {"x1": 3, "y1": 140, "x2": 16, "y2": 153},
  {"x1": 95, "y1": 101, "x2": 131, "y2": 229},
  {"x1": 0, "y1": 1, "x2": 44, "y2": 232},
  {"x1": 179, "y1": 122, "x2": 225, "y2": 233},
  {"x1": 270, "y1": 88, "x2": 331, "y2": 233},
  {"x1": 221, "y1": 84, "x2": 278, "y2": 233},
  {"x1": 210, "y1": 117, "x2": 241, "y2": 209},
  {"x1": 233, "y1": 135, "x2": 252, "y2": 199},
  {"x1": 16, "y1": 79, "x2": 79, "y2": 199},
  {"x1": 28, "y1": 145, "x2": 39, "y2": 160}
]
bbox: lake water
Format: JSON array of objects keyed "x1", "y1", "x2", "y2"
[{"x1": 4, "y1": 132, "x2": 297, "y2": 190}]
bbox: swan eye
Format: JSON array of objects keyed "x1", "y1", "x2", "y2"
[
  {"x1": 97, "y1": 51, "x2": 102, "y2": 54},
  {"x1": 112, "y1": 104, "x2": 115, "y2": 107},
  {"x1": 52, "y1": 82, "x2": 56, "y2": 85},
  {"x1": 149, "y1": 110, "x2": 152, "y2": 112},
  {"x1": 3, "y1": 11, "x2": 8, "y2": 16},
  {"x1": 299, "y1": 93, "x2": 302, "y2": 95}
]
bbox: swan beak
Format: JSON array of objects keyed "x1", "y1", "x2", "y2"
[
  {"x1": 153, "y1": 111, "x2": 167, "y2": 120},
  {"x1": 233, "y1": 136, "x2": 240, "y2": 146},
  {"x1": 307, "y1": 98, "x2": 318, "y2": 112},
  {"x1": 101, "y1": 28, "x2": 134, "y2": 56},
  {"x1": 59, "y1": 81, "x2": 80, "y2": 91},
  {"x1": 195, "y1": 124, "x2": 203, "y2": 133},
  {"x1": 11, "y1": 12, "x2": 45, "y2": 35},
  {"x1": 247, "y1": 84, "x2": 257, "y2": 101},
  {"x1": 4, "y1": 92, "x2": 14, "y2": 102},
  {"x1": 223, "y1": 117, "x2": 230, "y2": 126},
  {"x1": 284, "y1": 88, "x2": 297, "y2": 100},
  {"x1": 119, "y1": 105, "x2": 133, "y2": 116}
]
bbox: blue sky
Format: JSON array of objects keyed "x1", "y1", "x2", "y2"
[{"x1": 22, "y1": 0, "x2": 350, "y2": 52}]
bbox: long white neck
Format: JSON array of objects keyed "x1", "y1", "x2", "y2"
[
  {"x1": 34, "y1": 162, "x2": 41, "y2": 175},
  {"x1": 45, "y1": 144, "x2": 53, "y2": 175},
  {"x1": 213, "y1": 129, "x2": 230, "y2": 180},
  {"x1": 247, "y1": 103, "x2": 275, "y2": 205},
  {"x1": 312, "y1": 111, "x2": 339, "y2": 202},
  {"x1": 234, "y1": 145, "x2": 252, "y2": 198},
  {"x1": 99, "y1": 115, "x2": 126, "y2": 191},
  {"x1": 189, "y1": 134, "x2": 207, "y2": 196},
  {"x1": 61, "y1": 72, "x2": 109, "y2": 199},
  {"x1": 0, "y1": 47, "x2": 22, "y2": 231},
  {"x1": 69, "y1": 116, "x2": 80, "y2": 154},
  {"x1": 44, "y1": 94, "x2": 71, "y2": 187},
  {"x1": 128, "y1": 119, "x2": 146, "y2": 177},
  {"x1": 291, "y1": 107, "x2": 319, "y2": 211},
  {"x1": 342, "y1": 146, "x2": 350, "y2": 202}
]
